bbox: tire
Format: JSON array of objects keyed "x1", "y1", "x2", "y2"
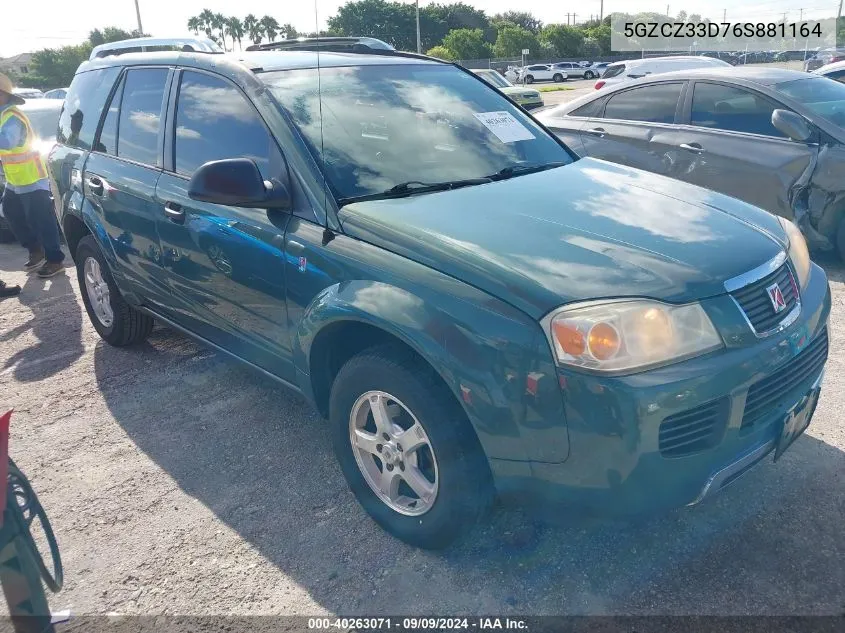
[
  {"x1": 837, "y1": 217, "x2": 845, "y2": 261},
  {"x1": 552, "y1": 73, "x2": 564, "y2": 82},
  {"x1": 525, "y1": 75, "x2": 534, "y2": 84},
  {"x1": 329, "y1": 345, "x2": 493, "y2": 549},
  {"x1": 584, "y1": 71, "x2": 595, "y2": 79},
  {"x1": 75, "y1": 235, "x2": 154, "y2": 346}
]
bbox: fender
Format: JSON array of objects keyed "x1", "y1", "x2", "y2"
[{"x1": 293, "y1": 279, "x2": 570, "y2": 465}]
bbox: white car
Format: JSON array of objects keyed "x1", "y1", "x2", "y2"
[
  {"x1": 595, "y1": 56, "x2": 731, "y2": 89},
  {"x1": 43, "y1": 88, "x2": 69, "y2": 100},
  {"x1": 519, "y1": 64, "x2": 567, "y2": 84},
  {"x1": 11, "y1": 88, "x2": 44, "y2": 100},
  {"x1": 550, "y1": 62, "x2": 600, "y2": 79},
  {"x1": 813, "y1": 60, "x2": 845, "y2": 83}
]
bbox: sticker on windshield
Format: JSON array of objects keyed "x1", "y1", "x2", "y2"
[{"x1": 473, "y1": 111, "x2": 536, "y2": 143}]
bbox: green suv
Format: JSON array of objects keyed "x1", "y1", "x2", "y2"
[{"x1": 49, "y1": 38, "x2": 831, "y2": 549}]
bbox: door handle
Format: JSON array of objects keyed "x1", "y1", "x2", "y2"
[
  {"x1": 85, "y1": 176, "x2": 105, "y2": 197},
  {"x1": 679, "y1": 142, "x2": 705, "y2": 154},
  {"x1": 164, "y1": 201, "x2": 185, "y2": 224},
  {"x1": 586, "y1": 127, "x2": 606, "y2": 137}
]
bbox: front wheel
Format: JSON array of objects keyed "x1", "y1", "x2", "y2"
[
  {"x1": 524, "y1": 75, "x2": 534, "y2": 84},
  {"x1": 584, "y1": 71, "x2": 595, "y2": 79},
  {"x1": 329, "y1": 345, "x2": 493, "y2": 549},
  {"x1": 552, "y1": 73, "x2": 564, "y2": 82},
  {"x1": 76, "y1": 235, "x2": 154, "y2": 346}
]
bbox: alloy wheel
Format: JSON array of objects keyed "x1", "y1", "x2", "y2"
[{"x1": 83, "y1": 256, "x2": 114, "y2": 328}]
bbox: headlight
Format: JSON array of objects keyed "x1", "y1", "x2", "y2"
[
  {"x1": 778, "y1": 217, "x2": 811, "y2": 290},
  {"x1": 542, "y1": 300, "x2": 723, "y2": 373}
]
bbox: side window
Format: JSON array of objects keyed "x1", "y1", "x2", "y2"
[
  {"x1": 57, "y1": 66, "x2": 121, "y2": 150},
  {"x1": 825, "y1": 70, "x2": 845, "y2": 84},
  {"x1": 603, "y1": 65, "x2": 625, "y2": 79},
  {"x1": 95, "y1": 75, "x2": 124, "y2": 155},
  {"x1": 173, "y1": 70, "x2": 281, "y2": 179},
  {"x1": 604, "y1": 83, "x2": 684, "y2": 123},
  {"x1": 569, "y1": 98, "x2": 605, "y2": 118},
  {"x1": 117, "y1": 68, "x2": 169, "y2": 166},
  {"x1": 690, "y1": 82, "x2": 785, "y2": 137}
]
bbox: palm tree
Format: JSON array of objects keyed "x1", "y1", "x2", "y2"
[
  {"x1": 244, "y1": 14, "x2": 262, "y2": 46},
  {"x1": 226, "y1": 17, "x2": 245, "y2": 51},
  {"x1": 199, "y1": 9, "x2": 215, "y2": 39},
  {"x1": 281, "y1": 23, "x2": 298, "y2": 39},
  {"x1": 187, "y1": 16, "x2": 201, "y2": 36},
  {"x1": 212, "y1": 12, "x2": 227, "y2": 50},
  {"x1": 259, "y1": 15, "x2": 281, "y2": 43}
]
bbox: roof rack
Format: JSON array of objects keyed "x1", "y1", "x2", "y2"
[
  {"x1": 245, "y1": 36, "x2": 394, "y2": 53},
  {"x1": 89, "y1": 37, "x2": 223, "y2": 60}
]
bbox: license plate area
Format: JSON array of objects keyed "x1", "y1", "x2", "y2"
[{"x1": 774, "y1": 388, "x2": 819, "y2": 461}]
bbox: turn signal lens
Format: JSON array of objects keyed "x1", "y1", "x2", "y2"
[
  {"x1": 588, "y1": 323, "x2": 620, "y2": 360},
  {"x1": 543, "y1": 300, "x2": 722, "y2": 373}
]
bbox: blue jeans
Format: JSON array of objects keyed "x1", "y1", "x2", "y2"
[{"x1": 1, "y1": 188, "x2": 64, "y2": 263}]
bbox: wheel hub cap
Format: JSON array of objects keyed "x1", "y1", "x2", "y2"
[{"x1": 83, "y1": 257, "x2": 114, "y2": 328}]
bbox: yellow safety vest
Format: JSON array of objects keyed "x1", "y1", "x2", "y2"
[{"x1": 0, "y1": 106, "x2": 48, "y2": 187}]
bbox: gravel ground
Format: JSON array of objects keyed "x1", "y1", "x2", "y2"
[{"x1": 0, "y1": 243, "x2": 843, "y2": 618}]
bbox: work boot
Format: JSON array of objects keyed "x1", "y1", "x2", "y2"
[
  {"x1": 24, "y1": 248, "x2": 46, "y2": 273},
  {"x1": 0, "y1": 280, "x2": 21, "y2": 299},
  {"x1": 36, "y1": 261, "x2": 65, "y2": 279}
]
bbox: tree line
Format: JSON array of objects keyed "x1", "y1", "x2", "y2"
[{"x1": 185, "y1": 10, "x2": 297, "y2": 50}]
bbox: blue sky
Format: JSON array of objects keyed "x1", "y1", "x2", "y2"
[{"x1": 1, "y1": 0, "x2": 840, "y2": 57}]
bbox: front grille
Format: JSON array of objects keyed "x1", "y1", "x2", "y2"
[
  {"x1": 741, "y1": 327, "x2": 828, "y2": 431},
  {"x1": 659, "y1": 398, "x2": 729, "y2": 458},
  {"x1": 730, "y1": 263, "x2": 798, "y2": 334}
]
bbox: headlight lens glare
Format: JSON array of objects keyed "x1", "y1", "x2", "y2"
[{"x1": 778, "y1": 217, "x2": 811, "y2": 290}]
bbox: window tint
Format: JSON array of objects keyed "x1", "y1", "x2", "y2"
[
  {"x1": 824, "y1": 69, "x2": 845, "y2": 84},
  {"x1": 604, "y1": 83, "x2": 683, "y2": 123},
  {"x1": 570, "y1": 98, "x2": 604, "y2": 118},
  {"x1": 174, "y1": 71, "x2": 280, "y2": 178},
  {"x1": 95, "y1": 75, "x2": 123, "y2": 155},
  {"x1": 118, "y1": 68, "x2": 169, "y2": 165},
  {"x1": 691, "y1": 82, "x2": 785, "y2": 137},
  {"x1": 57, "y1": 66, "x2": 120, "y2": 149},
  {"x1": 603, "y1": 64, "x2": 625, "y2": 79}
]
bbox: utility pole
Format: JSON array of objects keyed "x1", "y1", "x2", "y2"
[
  {"x1": 572, "y1": 13, "x2": 577, "y2": 24},
  {"x1": 600, "y1": 0, "x2": 604, "y2": 22},
  {"x1": 134, "y1": 0, "x2": 143, "y2": 34},
  {"x1": 415, "y1": 0, "x2": 421, "y2": 54},
  {"x1": 666, "y1": 5, "x2": 670, "y2": 17},
  {"x1": 723, "y1": 9, "x2": 726, "y2": 22},
  {"x1": 838, "y1": 0, "x2": 844, "y2": 47},
  {"x1": 799, "y1": 8, "x2": 803, "y2": 22}
]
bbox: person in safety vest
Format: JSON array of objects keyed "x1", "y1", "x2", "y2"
[{"x1": 0, "y1": 73, "x2": 65, "y2": 279}]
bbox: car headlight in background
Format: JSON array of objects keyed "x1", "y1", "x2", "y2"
[
  {"x1": 778, "y1": 217, "x2": 811, "y2": 290},
  {"x1": 542, "y1": 300, "x2": 723, "y2": 373}
]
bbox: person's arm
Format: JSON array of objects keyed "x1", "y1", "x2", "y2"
[{"x1": 0, "y1": 115, "x2": 27, "y2": 151}]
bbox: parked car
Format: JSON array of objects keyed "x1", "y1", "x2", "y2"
[
  {"x1": 518, "y1": 64, "x2": 564, "y2": 83},
  {"x1": 813, "y1": 60, "x2": 845, "y2": 83},
  {"x1": 596, "y1": 56, "x2": 731, "y2": 89},
  {"x1": 0, "y1": 100, "x2": 63, "y2": 242},
  {"x1": 473, "y1": 69, "x2": 543, "y2": 110},
  {"x1": 577, "y1": 61, "x2": 592, "y2": 67},
  {"x1": 804, "y1": 48, "x2": 845, "y2": 72},
  {"x1": 504, "y1": 66, "x2": 519, "y2": 82},
  {"x1": 701, "y1": 51, "x2": 739, "y2": 65},
  {"x1": 50, "y1": 38, "x2": 830, "y2": 549},
  {"x1": 775, "y1": 50, "x2": 811, "y2": 62},
  {"x1": 11, "y1": 88, "x2": 43, "y2": 100},
  {"x1": 43, "y1": 88, "x2": 68, "y2": 100},
  {"x1": 592, "y1": 62, "x2": 611, "y2": 75},
  {"x1": 551, "y1": 62, "x2": 600, "y2": 79},
  {"x1": 538, "y1": 66, "x2": 845, "y2": 258}
]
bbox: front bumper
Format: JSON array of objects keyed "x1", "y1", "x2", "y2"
[{"x1": 511, "y1": 262, "x2": 831, "y2": 515}]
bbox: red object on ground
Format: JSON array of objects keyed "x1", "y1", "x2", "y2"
[{"x1": 0, "y1": 411, "x2": 10, "y2": 527}]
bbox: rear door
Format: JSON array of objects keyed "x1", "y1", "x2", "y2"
[
  {"x1": 154, "y1": 68, "x2": 295, "y2": 380},
  {"x1": 578, "y1": 81, "x2": 688, "y2": 177},
  {"x1": 82, "y1": 66, "x2": 172, "y2": 309},
  {"x1": 672, "y1": 80, "x2": 817, "y2": 216}
]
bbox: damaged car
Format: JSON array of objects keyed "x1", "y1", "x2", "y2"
[{"x1": 538, "y1": 67, "x2": 845, "y2": 259}]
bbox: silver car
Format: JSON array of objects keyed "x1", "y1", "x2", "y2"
[
  {"x1": 550, "y1": 62, "x2": 600, "y2": 80},
  {"x1": 537, "y1": 66, "x2": 845, "y2": 259}
]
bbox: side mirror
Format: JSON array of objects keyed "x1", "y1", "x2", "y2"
[
  {"x1": 188, "y1": 158, "x2": 291, "y2": 209},
  {"x1": 772, "y1": 109, "x2": 812, "y2": 142}
]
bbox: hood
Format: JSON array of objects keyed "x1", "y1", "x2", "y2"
[
  {"x1": 501, "y1": 86, "x2": 539, "y2": 97},
  {"x1": 339, "y1": 158, "x2": 787, "y2": 319}
]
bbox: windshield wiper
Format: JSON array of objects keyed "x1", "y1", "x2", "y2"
[
  {"x1": 336, "y1": 177, "x2": 492, "y2": 207},
  {"x1": 488, "y1": 161, "x2": 569, "y2": 181}
]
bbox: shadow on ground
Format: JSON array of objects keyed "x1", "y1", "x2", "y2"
[{"x1": 92, "y1": 312, "x2": 845, "y2": 614}]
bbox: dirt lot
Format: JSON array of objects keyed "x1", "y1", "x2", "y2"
[{"x1": 0, "y1": 242, "x2": 843, "y2": 617}]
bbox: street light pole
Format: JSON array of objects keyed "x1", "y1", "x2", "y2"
[
  {"x1": 134, "y1": 0, "x2": 143, "y2": 34},
  {"x1": 416, "y1": 0, "x2": 421, "y2": 53}
]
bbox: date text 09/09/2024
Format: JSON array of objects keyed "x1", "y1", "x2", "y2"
[{"x1": 307, "y1": 618, "x2": 528, "y2": 630}]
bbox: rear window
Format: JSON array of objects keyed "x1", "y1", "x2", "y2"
[
  {"x1": 603, "y1": 64, "x2": 625, "y2": 79},
  {"x1": 57, "y1": 66, "x2": 121, "y2": 150}
]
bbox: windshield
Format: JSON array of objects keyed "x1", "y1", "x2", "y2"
[
  {"x1": 21, "y1": 108, "x2": 61, "y2": 140},
  {"x1": 477, "y1": 71, "x2": 512, "y2": 89},
  {"x1": 775, "y1": 76, "x2": 845, "y2": 128},
  {"x1": 263, "y1": 63, "x2": 571, "y2": 202}
]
